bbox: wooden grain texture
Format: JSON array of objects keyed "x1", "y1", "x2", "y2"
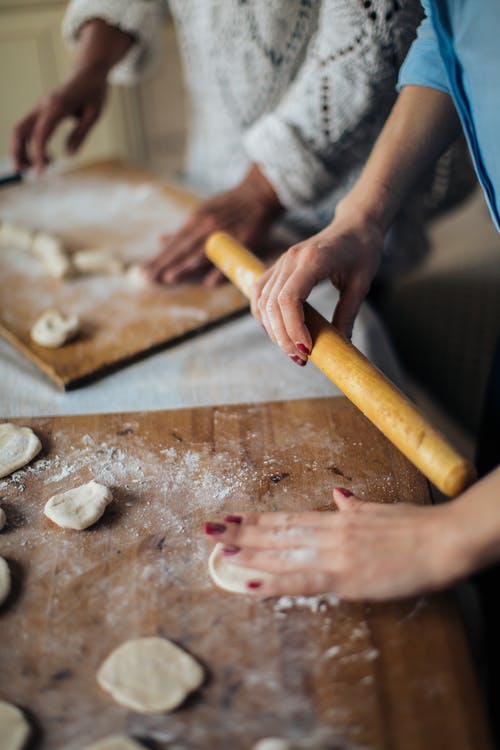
[
  {"x1": 0, "y1": 160, "x2": 247, "y2": 390},
  {"x1": 0, "y1": 397, "x2": 491, "y2": 750}
]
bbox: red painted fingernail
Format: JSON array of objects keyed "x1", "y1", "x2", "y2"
[
  {"x1": 222, "y1": 545, "x2": 240, "y2": 556},
  {"x1": 247, "y1": 580, "x2": 262, "y2": 589},
  {"x1": 296, "y1": 343, "x2": 310, "y2": 355},
  {"x1": 204, "y1": 522, "x2": 226, "y2": 535},
  {"x1": 335, "y1": 487, "x2": 353, "y2": 497},
  {"x1": 290, "y1": 355, "x2": 306, "y2": 367},
  {"x1": 224, "y1": 515, "x2": 242, "y2": 524}
]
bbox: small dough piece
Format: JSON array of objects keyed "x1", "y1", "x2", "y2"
[
  {"x1": 209, "y1": 542, "x2": 274, "y2": 594},
  {"x1": 73, "y1": 249, "x2": 124, "y2": 275},
  {"x1": 97, "y1": 637, "x2": 204, "y2": 713},
  {"x1": 0, "y1": 701, "x2": 31, "y2": 750},
  {"x1": 0, "y1": 422, "x2": 42, "y2": 478},
  {"x1": 31, "y1": 309, "x2": 80, "y2": 348},
  {"x1": 32, "y1": 231, "x2": 72, "y2": 278},
  {"x1": 253, "y1": 741, "x2": 293, "y2": 750},
  {"x1": 0, "y1": 507, "x2": 6, "y2": 530},
  {"x1": 0, "y1": 556, "x2": 11, "y2": 606},
  {"x1": 0, "y1": 222, "x2": 33, "y2": 250},
  {"x1": 44, "y1": 480, "x2": 112, "y2": 530},
  {"x1": 83, "y1": 735, "x2": 146, "y2": 750},
  {"x1": 126, "y1": 263, "x2": 150, "y2": 288}
]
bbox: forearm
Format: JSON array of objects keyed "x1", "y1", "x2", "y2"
[
  {"x1": 340, "y1": 85, "x2": 461, "y2": 231},
  {"x1": 72, "y1": 18, "x2": 135, "y2": 77}
]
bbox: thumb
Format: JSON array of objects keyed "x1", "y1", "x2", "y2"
[
  {"x1": 332, "y1": 282, "x2": 365, "y2": 340},
  {"x1": 333, "y1": 487, "x2": 367, "y2": 511},
  {"x1": 66, "y1": 105, "x2": 99, "y2": 153}
]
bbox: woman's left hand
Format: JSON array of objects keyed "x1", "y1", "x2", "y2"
[{"x1": 204, "y1": 487, "x2": 466, "y2": 600}]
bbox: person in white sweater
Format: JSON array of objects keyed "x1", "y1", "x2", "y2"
[{"x1": 11, "y1": 0, "x2": 448, "y2": 292}]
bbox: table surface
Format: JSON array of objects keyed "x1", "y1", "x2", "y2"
[{"x1": 0, "y1": 398, "x2": 492, "y2": 750}]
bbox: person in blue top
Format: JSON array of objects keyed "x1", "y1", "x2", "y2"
[
  {"x1": 204, "y1": 1, "x2": 500, "y2": 603},
  {"x1": 204, "y1": 1, "x2": 500, "y2": 731}
]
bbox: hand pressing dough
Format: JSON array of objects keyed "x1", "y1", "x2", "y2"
[
  {"x1": 31, "y1": 309, "x2": 80, "y2": 348},
  {"x1": 0, "y1": 701, "x2": 31, "y2": 750},
  {"x1": 0, "y1": 422, "x2": 42, "y2": 478},
  {"x1": 83, "y1": 736, "x2": 146, "y2": 750},
  {"x1": 97, "y1": 637, "x2": 204, "y2": 713},
  {"x1": 73, "y1": 249, "x2": 124, "y2": 275},
  {"x1": 0, "y1": 507, "x2": 6, "y2": 530},
  {"x1": 209, "y1": 542, "x2": 274, "y2": 594},
  {"x1": 44, "y1": 480, "x2": 112, "y2": 530},
  {"x1": 32, "y1": 231, "x2": 72, "y2": 278},
  {"x1": 0, "y1": 222, "x2": 33, "y2": 250},
  {"x1": 0, "y1": 556, "x2": 11, "y2": 606}
]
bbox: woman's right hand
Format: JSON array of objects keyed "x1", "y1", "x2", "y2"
[
  {"x1": 250, "y1": 200, "x2": 385, "y2": 362},
  {"x1": 10, "y1": 65, "x2": 108, "y2": 172}
]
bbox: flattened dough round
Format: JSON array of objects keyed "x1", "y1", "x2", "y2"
[
  {"x1": 73, "y1": 249, "x2": 124, "y2": 275},
  {"x1": 0, "y1": 700, "x2": 30, "y2": 750},
  {"x1": 0, "y1": 507, "x2": 6, "y2": 530},
  {"x1": 97, "y1": 637, "x2": 204, "y2": 713},
  {"x1": 44, "y1": 480, "x2": 112, "y2": 530},
  {"x1": 0, "y1": 422, "x2": 42, "y2": 478},
  {"x1": 31, "y1": 309, "x2": 80, "y2": 348},
  {"x1": 83, "y1": 735, "x2": 146, "y2": 750},
  {"x1": 0, "y1": 556, "x2": 11, "y2": 606},
  {"x1": 208, "y1": 543, "x2": 274, "y2": 594}
]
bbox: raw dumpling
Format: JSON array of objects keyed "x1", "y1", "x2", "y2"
[
  {"x1": 97, "y1": 637, "x2": 204, "y2": 713},
  {"x1": 0, "y1": 422, "x2": 41, "y2": 478},
  {"x1": 31, "y1": 309, "x2": 80, "y2": 348},
  {"x1": 32, "y1": 231, "x2": 72, "y2": 278},
  {"x1": 44, "y1": 480, "x2": 112, "y2": 530}
]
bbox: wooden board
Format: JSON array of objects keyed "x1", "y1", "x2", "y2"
[
  {"x1": 0, "y1": 160, "x2": 247, "y2": 389},
  {"x1": 0, "y1": 397, "x2": 491, "y2": 749}
]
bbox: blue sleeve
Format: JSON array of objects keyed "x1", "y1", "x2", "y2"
[{"x1": 397, "y1": 1, "x2": 450, "y2": 94}]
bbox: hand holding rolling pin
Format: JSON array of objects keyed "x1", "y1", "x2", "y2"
[{"x1": 250, "y1": 199, "x2": 384, "y2": 362}]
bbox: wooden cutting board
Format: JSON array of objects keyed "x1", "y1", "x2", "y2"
[
  {"x1": 0, "y1": 397, "x2": 491, "y2": 749},
  {"x1": 0, "y1": 160, "x2": 247, "y2": 389}
]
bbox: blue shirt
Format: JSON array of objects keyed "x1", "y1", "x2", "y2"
[{"x1": 398, "y1": 0, "x2": 500, "y2": 232}]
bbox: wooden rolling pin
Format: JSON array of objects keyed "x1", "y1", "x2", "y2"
[{"x1": 206, "y1": 231, "x2": 476, "y2": 497}]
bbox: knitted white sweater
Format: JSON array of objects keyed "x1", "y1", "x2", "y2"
[{"x1": 64, "y1": 0, "x2": 427, "y2": 270}]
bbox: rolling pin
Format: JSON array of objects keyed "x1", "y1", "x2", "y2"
[{"x1": 205, "y1": 231, "x2": 476, "y2": 497}]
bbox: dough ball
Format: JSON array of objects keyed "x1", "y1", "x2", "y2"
[
  {"x1": 0, "y1": 422, "x2": 42, "y2": 478},
  {"x1": 31, "y1": 309, "x2": 80, "y2": 348},
  {"x1": 0, "y1": 701, "x2": 31, "y2": 750},
  {"x1": 97, "y1": 637, "x2": 204, "y2": 713},
  {"x1": 0, "y1": 556, "x2": 11, "y2": 606},
  {"x1": 0, "y1": 222, "x2": 33, "y2": 251},
  {"x1": 83, "y1": 735, "x2": 146, "y2": 750},
  {"x1": 73, "y1": 249, "x2": 124, "y2": 275},
  {"x1": 32, "y1": 231, "x2": 72, "y2": 278},
  {"x1": 0, "y1": 507, "x2": 6, "y2": 530},
  {"x1": 208, "y1": 543, "x2": 274, "y2": 594},
  {"x1": 253, "y1": 741, "x2": 293, "y2": 750},
  {"x1": 126, "y1": 264, "x2": 150, "y2": 288},
  {"x1": 44, "y1": 480, "x2": 112, "y2": 530}
]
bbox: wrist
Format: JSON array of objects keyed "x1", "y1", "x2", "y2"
[
  {"x1": 73, "y1": 19, "x2": 135, "y2": 77},
  {"x1": 243, "y1": 164, "x2": 283, "y2": 220}
]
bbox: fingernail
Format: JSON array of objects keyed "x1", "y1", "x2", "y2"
[
  {"x1": 224, "y1": 515, "x2": 242, "y2": 524},
  {"x1": 261, "y1": 324, "x2": 267, "y2": 333},
  {"x1": 247, "y1": 580, "x2": 262, "y2": 589},
  {"x1": 335, "y1": 487, "x2": 353, "y2": 497},
  {"x1": 289, "y1": 355, "x2": 306, "y2": 367},
  {"x1": 222, "y1": 545, "x2": 240, "y2": 556},
  {"x1": 296, "y1": 343, "x2": 310, "y2": 355},
  {"x1": 204, "y1": 522, "x2": 226, "y2": 535}
]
